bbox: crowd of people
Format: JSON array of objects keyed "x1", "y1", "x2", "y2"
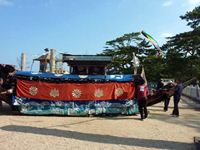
[
  {"x1": 135, "y1": 75, "x2": 184, "y2": 121},
  {"x1": 0, "y1": 64, "x2": 15, "y2": 106}
]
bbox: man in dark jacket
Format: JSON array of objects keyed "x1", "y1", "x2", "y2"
[
  {"x1": 172, "y1": 79, "x2": 183, "y2": 117},
  {"x1": 163, "y1": 82, "x2": 175, "y2": 112}
]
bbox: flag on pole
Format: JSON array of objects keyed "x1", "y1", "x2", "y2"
[
  {"x1": 141, "y1": 31, "x2": 162, "y2": 56},
  {"x1": 131, "y1": 52, "x2": 140, "y2": 75},
  {"x1": 141, "y1": 66, "x2": 148, "y2": 86}
]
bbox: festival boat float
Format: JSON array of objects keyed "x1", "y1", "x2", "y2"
[{"x1": 12, "y1": 50, "x2": 138, "y2": 115}]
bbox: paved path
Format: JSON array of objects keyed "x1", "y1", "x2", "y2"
[{"x1": 0, "y1": 97, "x2": 199, "y2": 150}]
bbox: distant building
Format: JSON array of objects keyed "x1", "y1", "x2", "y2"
[{"x1": 34, "y1": 51, "x2": 113, "y2": 75}]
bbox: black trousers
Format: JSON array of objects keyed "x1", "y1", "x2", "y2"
[
  {"x1": 164, "y1": 95, "x2": 170, "y2": 111},
  {"x1": 172, "y1": 96, "x2": 180, "y2": 116},
  {"x1": 138, "y1": 98, "x2": 148, "y2": 119}
]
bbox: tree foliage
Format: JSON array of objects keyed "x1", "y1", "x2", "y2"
[
  {"x1": 180, "y1": 6, "x2": 200, "y2": 28},
  {"x1": 100, "y1": 32, "x2": 158, "y2": 74},
  {"x1": 164, "y1": 6, "x2": 200, "y2": 80},
  {"x1": 99, "y1": 6, "x2": 200, "y2": 82}
]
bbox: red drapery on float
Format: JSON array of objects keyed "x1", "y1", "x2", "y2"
[{"x1": 16, "y1": 79, "x2": 135, "y2": 101}]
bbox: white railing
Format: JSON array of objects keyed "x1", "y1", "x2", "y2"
[{"x1": 182, "y1": 85, "x2": 200, "y2": 102}]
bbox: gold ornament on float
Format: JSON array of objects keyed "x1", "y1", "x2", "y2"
[
  {"x1": 50, "y1": 88, "x2": 59, "y2": 98},
  {"x1": 115, "y1": 88, "x2": 124, "y2": 97},
  {"x1": 94, "y1": 89, "x2": 104, "y2": 98},
  {"x1": 29, "y1": 86, "x2": 38, "y2": 96},
  {"x1": 72, "y1": 89, "x2": 82, "y2": 98}
]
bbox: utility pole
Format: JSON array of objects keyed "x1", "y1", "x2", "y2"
[
  {"x1": 50, "y1": 49, "x2": 56, "y2": 73},
  {"x1": 21, "y1": 52, "x2": 26, "y2": 71}
]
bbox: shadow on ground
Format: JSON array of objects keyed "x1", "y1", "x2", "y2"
[
  {"x1": 1, "y1": 125, "x2": 194, "y2": 150},
  {"x1": 147, "y1": 98, "x2": 200, "y2": 132}
]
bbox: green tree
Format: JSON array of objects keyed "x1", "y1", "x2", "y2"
[
  {"x1": 100, "y1": 32, "x2": 155, "y2": 74},
  {"x1": 164, "y1": 6, "x2": 200, "y2": 80},
  {"x1": 180, "y1": 6, "x2": 200, "y2": 29},
  {"x1": 142, "y1": 56, "x2": 167, "y2": 81},
  {"x1": 100, "y1": 6, "x2": 200, "y2": 81}
]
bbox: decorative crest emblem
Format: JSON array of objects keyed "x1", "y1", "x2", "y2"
[
  {"x1": 72, "y1": 89, "x2": 82, "y2": 98},
  {"x1": 50, "y1": 88, "x2": 59, "y2": 98},
  {"x1": 115, "y1": 88, "x2": 124, "y2": 97},
  {"x1": 29, "y1": 86, "x2": 38, "y2": 96},
  {"x1": 94, "y1": 89, "x2": 104, "y2": 98}
]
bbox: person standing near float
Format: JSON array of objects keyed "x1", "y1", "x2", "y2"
[
  {"x1": 172, "y1": 79, "x2": 183, "y2": 117},
  {"x1": 136, "y1": 76, "x2": 149, "y2": 120}
]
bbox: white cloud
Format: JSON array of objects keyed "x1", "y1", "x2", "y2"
[
  {"x1": 157, "y1": 32, "x2": 173, "y2": 45},
  {"x1": 162, "y1": 0, "x2": 173, "y2": 7},
  {"x1": 160, "y1": 32, "x2": 173, "y2": 38},
  {"x1": 0, "y1": 0, "x2": 13, "y2": 6},
  {"x1": 187, "y1": 0, "x2": 200, "y2": 5},
  {"x1": 162, "y1": 0, "x2": 200, "y2": 10},
  {"x1": 184, "y1": 0, "x2": 200, "y2": 10}
]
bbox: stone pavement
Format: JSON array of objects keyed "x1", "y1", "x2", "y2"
[{"x1": 0, "y1": 97, "x2": 199, "y2": 150}]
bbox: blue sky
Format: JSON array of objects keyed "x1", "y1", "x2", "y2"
[{"x1": 0, "y1": 0, "x2": 200, "y2": 69}]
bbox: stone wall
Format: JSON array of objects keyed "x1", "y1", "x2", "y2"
[{"x1": 182, "y1": 85, "x2": 200, "y2": 102}]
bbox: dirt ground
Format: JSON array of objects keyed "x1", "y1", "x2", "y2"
[{"x1": 0, "y1": 97, "x2": 199, "y2": 150}]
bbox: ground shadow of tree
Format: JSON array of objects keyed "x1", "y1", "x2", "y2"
[{"x1": 1, "y1": 125, "x2": 194, "y2": 150}]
